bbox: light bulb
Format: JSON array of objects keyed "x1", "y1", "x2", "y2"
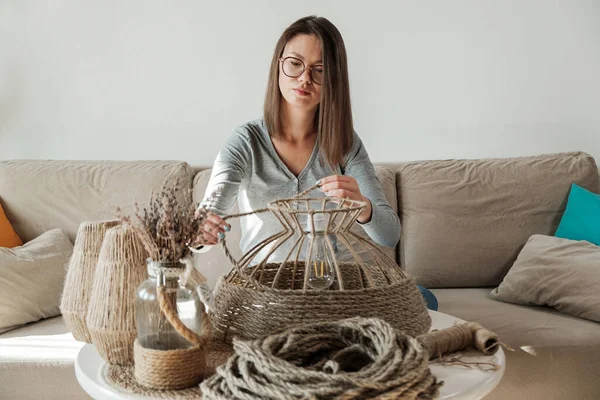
[{"x1": 307, "y1": 231, "x2": 335, "y2": 290}]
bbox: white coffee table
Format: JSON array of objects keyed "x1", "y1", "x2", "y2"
[{"x1": 76, "y1": 310, "x2": 505, "y2": 399}]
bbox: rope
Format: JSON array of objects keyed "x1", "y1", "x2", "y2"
[
  {"x1": 201, "y1": 317, "x2": 442, "y2": 400},
  {"x1": 417, "y1": 322, "x2": 514, "y2": 371},
  {"x1": 157, "y1": 286, "x2": 211, "y2": 347}
]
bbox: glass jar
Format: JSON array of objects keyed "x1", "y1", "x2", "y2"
[{"x1": 136, "y1": 259, "x2": 203, "y2": 350}]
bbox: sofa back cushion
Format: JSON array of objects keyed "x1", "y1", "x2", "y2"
[
  {"x1": 396, "y1": 152, "x2": 600, "y2": 288},
  {"x1": 192, "y1": 166, "x2": 398, "y2": 288},
  {"x1": 0, "y1": 160, "x2": 194, "y2": 243}
]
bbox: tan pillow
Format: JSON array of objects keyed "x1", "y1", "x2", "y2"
[
  {"x1": 491, "y1": 234, "x2": 600, "y2": 322},
  {"x1": 0, "y1": 229, "x2": 73, "y2": 334}
]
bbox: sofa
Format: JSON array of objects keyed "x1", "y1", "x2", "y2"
[{"x1": 1, "y1": 152, "x2": 599, "y2": 399}]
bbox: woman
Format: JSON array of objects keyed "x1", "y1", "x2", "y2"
[{"x1": 198, "y1": 15, "x2": 437, "y2": 310}]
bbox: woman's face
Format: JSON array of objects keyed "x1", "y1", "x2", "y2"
[{"x1": 278, "y1": 34, "x2": 323, "y2": 113}]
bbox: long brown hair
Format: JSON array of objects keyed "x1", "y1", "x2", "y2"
[{"x1": 264, "y1": 16, "x2": 353, "y2": 169}]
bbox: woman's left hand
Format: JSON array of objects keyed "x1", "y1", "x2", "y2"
[{"x1": 318, "y1": 175, "x2": 372, "y2": 223}]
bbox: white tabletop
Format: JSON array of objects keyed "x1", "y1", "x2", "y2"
[{"x1": 76, "y1": 310, "x2": 505, "y2": 400}]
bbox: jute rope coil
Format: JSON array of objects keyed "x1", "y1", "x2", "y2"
[
  {"x1": 60, "y1": 219, "x2": 121, "y2": 343},
  {"x1": 211, "y1": 184, "x2": 432, "y2": 343},
  {"x1": 418, "y1": 322, "x2": 512, "y2": 371},
  {"x1": 418, "y1": 322, "x2": 500, "y2": 360},
  {"x1": 201, "y1": 317, "x2": 442, "y2": 400}
]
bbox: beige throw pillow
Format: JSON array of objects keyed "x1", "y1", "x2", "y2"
[
  {"x1": 0, "y1": 229, "x2": 73, "y2": 334},
  {"x1": 491, "y1": 234, "x2": 600, "y2": 322}
]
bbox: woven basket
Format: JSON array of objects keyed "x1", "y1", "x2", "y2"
[
  {"x1": 212, "y1": 190, "x2": 432, "y2": 343},
  {"x1": 86, "y1": 225, "x2": 148, "y2": 365},
  {"x1": 133, "y1": 339, "x2": 206, "y2": 390},
  {"x1": 60, "y1": 219, "x2": 121, "y2": 342}
]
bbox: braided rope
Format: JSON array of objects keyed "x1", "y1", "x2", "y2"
[{"x1": 201, "y1": 317, "x2": 442, "y2": 399}]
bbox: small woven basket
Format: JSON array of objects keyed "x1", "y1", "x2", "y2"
[
  {"x1": 133, "y1": 339, "x2": 207, "y2": 390},
  {"x1": 212, "y1": 187, "x2": 431, "y2": 343}
]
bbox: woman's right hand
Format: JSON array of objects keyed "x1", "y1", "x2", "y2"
[{"x1": 200, "y1": 212, "x2": 231, "y2": 245}]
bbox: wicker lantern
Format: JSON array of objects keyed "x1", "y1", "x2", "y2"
[{"x1": 212, "y1": 188, "x2": 431, "y2": 343}]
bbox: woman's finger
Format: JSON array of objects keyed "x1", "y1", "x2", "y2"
[
  {"x1": 322, "y1": 188, "x2": 357, "y2": 200},
  {"x1": 202, "y1": 230, "x2": 218, "y2": 245},
  {"x1": 320, "y1": 181, "x2": 359, "y2": 193},
  {"x1": 206, "y1": 212, "x2": 231, "y2": 231},
  {"x1": 318, "y1": 175, "x2": 352, "y2": 185},
  {"x1": 204, "y1": 220, "x2": 225, "y2": 237}
]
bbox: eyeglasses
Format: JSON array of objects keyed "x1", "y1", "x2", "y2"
[{"x1": 279, "y1": 56, "x2": 323, "y2": 85}]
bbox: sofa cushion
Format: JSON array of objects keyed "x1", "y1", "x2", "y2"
[
  {"x1": 0, "y1": 316, "x2": 88, "y2": 399},
  {"x1": 0, "y1": 160, "x2": 195, "y2": 243},
  {"x1": 485, "y1": 344, "x2": 600, "y2": 400},
  {"x1": 192, "y1": 166, "x2": 398, "y2": 289},
  {"x1": 397, "y1": 152, "x2": 600, "y2": 288},
  {"x1": 491, "y1": 234, "x2": 600, "y2": 322},
  {"x1": 0, "y1": 229, "x2": 73, "y2": 334},
  {"x1": 431, "y1": 288, "x2": 600, "y2": 348},
  {"x1": 554, "y1": 183, "x2": 600, "y2": 245}
]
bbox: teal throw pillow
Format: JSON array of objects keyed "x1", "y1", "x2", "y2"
[{"x1": 554, "y1": 183, "x2": 600, "y2": 246}]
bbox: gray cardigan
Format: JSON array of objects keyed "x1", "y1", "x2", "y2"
[{"x1": 200, "y1": 118, "x2": 400, "y2": 261}]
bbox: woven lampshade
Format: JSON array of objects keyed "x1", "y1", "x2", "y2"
[
  {"x1": 60, "y1": 220, "x2": 121, "y2": 342},
  {"x1": 86, "y1": 225, "x2": 148, "y2": 365},
  {"x1": 212, "y1": 191, "x2": 432, "y2": 343}
]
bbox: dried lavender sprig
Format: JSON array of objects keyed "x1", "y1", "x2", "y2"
[{"x1": 118, "y1": 180, "x2": 221, "y2": 263}]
